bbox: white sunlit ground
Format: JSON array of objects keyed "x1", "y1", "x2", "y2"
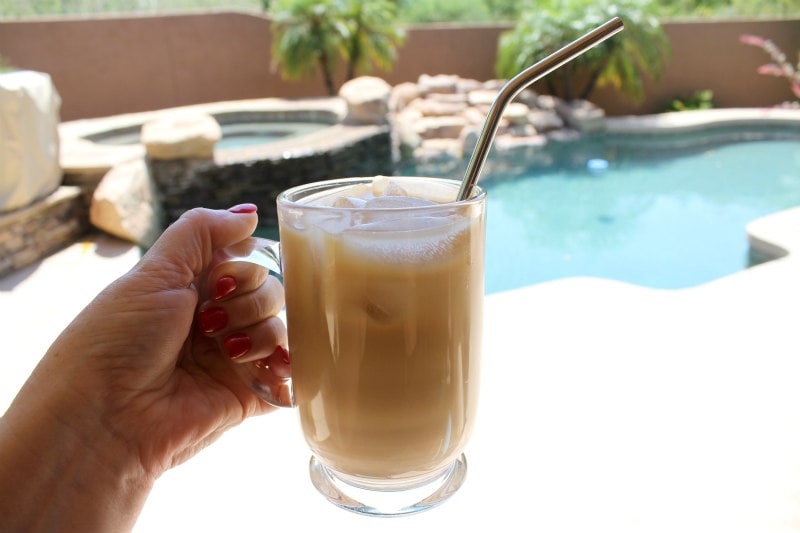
[{"x1": 1, "y1": 204, "x2": 800, "y2": 531}]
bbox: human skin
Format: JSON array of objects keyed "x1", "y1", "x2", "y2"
[{"x1": 0, "y1": 205, "x2": 288, "y2": 532}]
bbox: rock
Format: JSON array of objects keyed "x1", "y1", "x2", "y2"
[
  {"x1": 414, "y1": 116, "x2": 469, "y2": 140},
  {"x1": 393, "y1": 108, "x2": 423, "y2": 157},
  {"x1": 459, "y1": 126, "x2": 481, "y2": 156},
  {"x1": 418, "y1": 74, "x2": 459, "y2": 95},
  {"x1": 90, "y1": 158, "x2": 162, "y2": 247},
  {"x1": 482, "y1": 79, "x2": 506, "y2": 91},
  {"x1": 467, "y1": 89, "x2": 499, "y2": 107},
  {"x1": 0, "y1": 70, "x2": 63, "y2": 213},
  {"x1": 141, "y1": 111, "x2": 221, "y2": 160},
  {"x1": 456, "y1": 78, "x2": 483, "y2": 94},
  {"x1": 339, "y1": 76, "x2": 392, "y2": 125},
  {"x1": 556, "y1": 99, "x2": 605, "y2": 133},
  {"x1": 389, "y1": 81, "x2": 420, "y2": 112},
  {"x1": 528, "y1": 109, "x2": 564, "y2": 132},
  {"x1": 504, "y1": 102, "x2": 530, "y2": 126},
  {"x1": 415, "y1": 98, "x2": 468, "y2": 117},
  {"x1": 462, "y1": 106, "x2": 488, "y2": 126},
  {"x1": 536, "y1": 95, "x2": 561, "y2": 111},
  {"x1": 507, "y1": 124, "x2": 537, "y2": 137}
]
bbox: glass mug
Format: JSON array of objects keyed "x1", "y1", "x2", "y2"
[{"x1": 211, "y1": 176, "x2": 486, "y2": 516}]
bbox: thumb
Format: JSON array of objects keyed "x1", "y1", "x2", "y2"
[{"x1": 138, "y1": 204, "x2": 260, "y2": 291}]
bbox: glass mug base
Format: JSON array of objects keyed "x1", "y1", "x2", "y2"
[{"x1": 308, "y1": 453, "x2": 468, "y2": 517}]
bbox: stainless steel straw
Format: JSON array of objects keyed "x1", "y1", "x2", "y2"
[{"x1": 457, "y1": 16, "x2": 625, "y2": 201}]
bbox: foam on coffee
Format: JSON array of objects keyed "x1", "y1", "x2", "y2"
[{"x1": 307, "y1": 177, "x2": 468, "y2": 263}]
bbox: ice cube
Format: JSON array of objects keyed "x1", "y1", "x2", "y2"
[
  {"x1": 315, "y1": 211, "x2": 352, "y2": 233},
  {"x1": 371, "y1": 176, "x2": 407, "y2": 197},
  {"x1": 363, "y1": 196, "x2": 436, "y2": 209},
  {"x1": 333, "y1": 196, "x2": 368, "y2": 208}
]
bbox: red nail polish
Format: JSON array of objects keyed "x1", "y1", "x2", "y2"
[
  {"x1": 274, "y1": 345, "x2": 290, "y2": 365},
  {"x1": 214, "y1": 276, "x2": 237, "y2": 300},
  {"x1": 224, "y1": 333, "x2": 251, "y2": 359},
  {"x1": 198, "y1": 307, "x2": 228, "y2": 333},
  {"x1": 229, "y1": 203, "x2": 257, "y2": 214}
]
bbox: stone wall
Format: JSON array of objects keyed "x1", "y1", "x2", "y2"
[
  {"x1": 0, "y1": 186, "x2": 90, "y2": 277},
  {"x1": 149, "y1": 124, "x2": 394, "y2": 227}
]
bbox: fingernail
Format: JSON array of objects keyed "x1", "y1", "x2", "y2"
[
  {"x1": 214, "y1": 276, "x2": 237, "y2": 300},
  {"x1": 274, "y1": 345, "x2": 290, "y2": 365},
  {"x1": 198, "y1": 307, "x2": 228, "y2": 333},
  {"x1": 224, "y1": 333, "x2": 251, "y2": 359},
  {"x1": 229, "y1": 203, "x2": 257, "y2": 214}
]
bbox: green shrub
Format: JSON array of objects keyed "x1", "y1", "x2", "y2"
[{"x1": 663, "y1": 89, "x2": 715, "y2": 112}]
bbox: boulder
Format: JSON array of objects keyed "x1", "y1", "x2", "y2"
[
  {"x1": 467, "y1": 89, "x2": 499, "y2": 107},
  {"x1": 418, "y1": 74, "x2": 460, "y2": 95},
  {"x1": 141, "y1": 111, "x2": 221, "y2": 160},
  {"x1": 0, "y1": 70, "x2": 62, "y2": 213},
  {"x1": 415, "y1": 98, "x2": 468, "y2": 117},
  {"x1": 528, "y1": 109, "x2": 565, "y2": 132},
  {"x1": 504, "y1": 102, "x2": 531, "y2": 126},
  {"x1": 90, "y1": 157, "x2": 162, "y2": 247},
  {"x1": 339, "y1": 76, "x2": 392, "y2": 125},
  {"x1": 389, "y1": 81, "x2": 420, "y2": 112},
  {"x1": 414, "y1": 116, "x2": 469, "y2": 140},
  {"x1": 393, "y1": 108, "x2": 423, "y2": 157},
  {"x1": 556, "y1": 99, "x2": 606, "y2": 133}
]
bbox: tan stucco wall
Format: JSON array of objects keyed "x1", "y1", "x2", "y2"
[{"x1": 0, "y1": 12, "x2": 798, "y2": 121}]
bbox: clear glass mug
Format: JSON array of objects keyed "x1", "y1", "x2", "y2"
[{"x1": 212, "y1": 176, "x2": 486, "y2": 516}]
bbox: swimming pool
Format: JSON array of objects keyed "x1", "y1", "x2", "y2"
[{"x1": 407, "y1": 125, "x2": 800, "y2": 292}]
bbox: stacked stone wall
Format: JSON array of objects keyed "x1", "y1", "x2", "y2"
[{"x1": 0, "y1": 186, "x2": 90, "y2": 277}]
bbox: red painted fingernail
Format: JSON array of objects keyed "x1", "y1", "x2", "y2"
[
  {"x1": 224, "y1": 333, "x2": 251, "y2": 359},
  {"x1": 198, "y1": 307, "x2": 228, "y2": 333},
  {"x1": 214, "y1": 276, "x2": 237, "y2": 300},
  {"x1": 229, "y1": 203, "x2": 257, "y2": 214},
  {"x1": 275, "y1": 345, "x2": 290, "y2": 365}
]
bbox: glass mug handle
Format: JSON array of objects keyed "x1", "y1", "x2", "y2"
[{"x1": 209, "y1": 236, "x2": 293, "y2": 408}]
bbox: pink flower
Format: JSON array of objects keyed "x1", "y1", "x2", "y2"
[
  {"x1": 757, "y1": 63, "x2": 785, "y2": 77},
  {"x1": 792, "y1": 80, "x2": 800, "y2": 99},
  {"x1": 740, "y1": 34, "x2": 767, "y2": 47}
]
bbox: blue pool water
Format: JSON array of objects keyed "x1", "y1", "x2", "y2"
[{"x1": 409, "y1": 126, "x2": 800, "y2": 292}]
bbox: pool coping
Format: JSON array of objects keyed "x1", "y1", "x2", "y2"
[
  {"x1": 58, "y1": 97, "x2": 349, "y2": 174},
  {"x1": 605, "y1": 107, "x2": 800, "y2": 134}
]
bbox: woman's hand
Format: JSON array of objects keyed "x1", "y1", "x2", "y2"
[{"x1": 0, "y1": 205, "x2": 288, "y2": 532}]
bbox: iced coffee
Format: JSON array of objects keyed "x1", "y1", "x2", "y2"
[{"x1": 278, "y1": 176, "x2": 485, "y2": 505}]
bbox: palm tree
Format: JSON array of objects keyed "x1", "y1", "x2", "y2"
[
  {"x1": 496, "y1": 0, "x2": 671, "y2": 103},
  {"x1": 342, "y1": 0, "x2": 405, "y2": 82},
  {"x1": 269, "y1": 0, "x2": 348, "y2": 96},
  {"x1": 269, "y1": 0, "x2": 404, "y2": 96}
]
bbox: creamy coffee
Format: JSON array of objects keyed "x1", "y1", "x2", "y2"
[{"x1": 279, "y1": 177, "x2": 484, "y2": 481}]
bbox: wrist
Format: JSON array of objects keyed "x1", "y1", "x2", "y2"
[{"x1": 0, "y1": 373, "x2": 154, "y2": 532}]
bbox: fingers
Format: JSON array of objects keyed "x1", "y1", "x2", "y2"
[
  {"x1": 198, "y1": 267, "x2": 287, "y2": 363},
  {"x1": 137, "y1": 205, "x2": 259, "y2": 291}
]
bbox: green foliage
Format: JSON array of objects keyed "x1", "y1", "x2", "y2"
[
  {"x1": 397, "y1": 0, "x2": 490, "y2": 23},
  {"x1": 269, "y1": 0, "x2": 403, "y2": 96},
  {"x1": 654, "y1": 0, "x2": 800, "y2": 18},
  {"x1": 342, "y1": 0, "x2": 405, "y2": 80},
  {"x1": 0, "y1": 53, "x2": 13, "y2": 72},
  {"x1": 496, "y1": 0, "x2": 671, "y2": 103},
  {"x1": 269, "y1": 0, "x2": 346, "y2": 95},
  {"x1": 664, "y1": 89, "x2": 714, "y2": 111}
]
